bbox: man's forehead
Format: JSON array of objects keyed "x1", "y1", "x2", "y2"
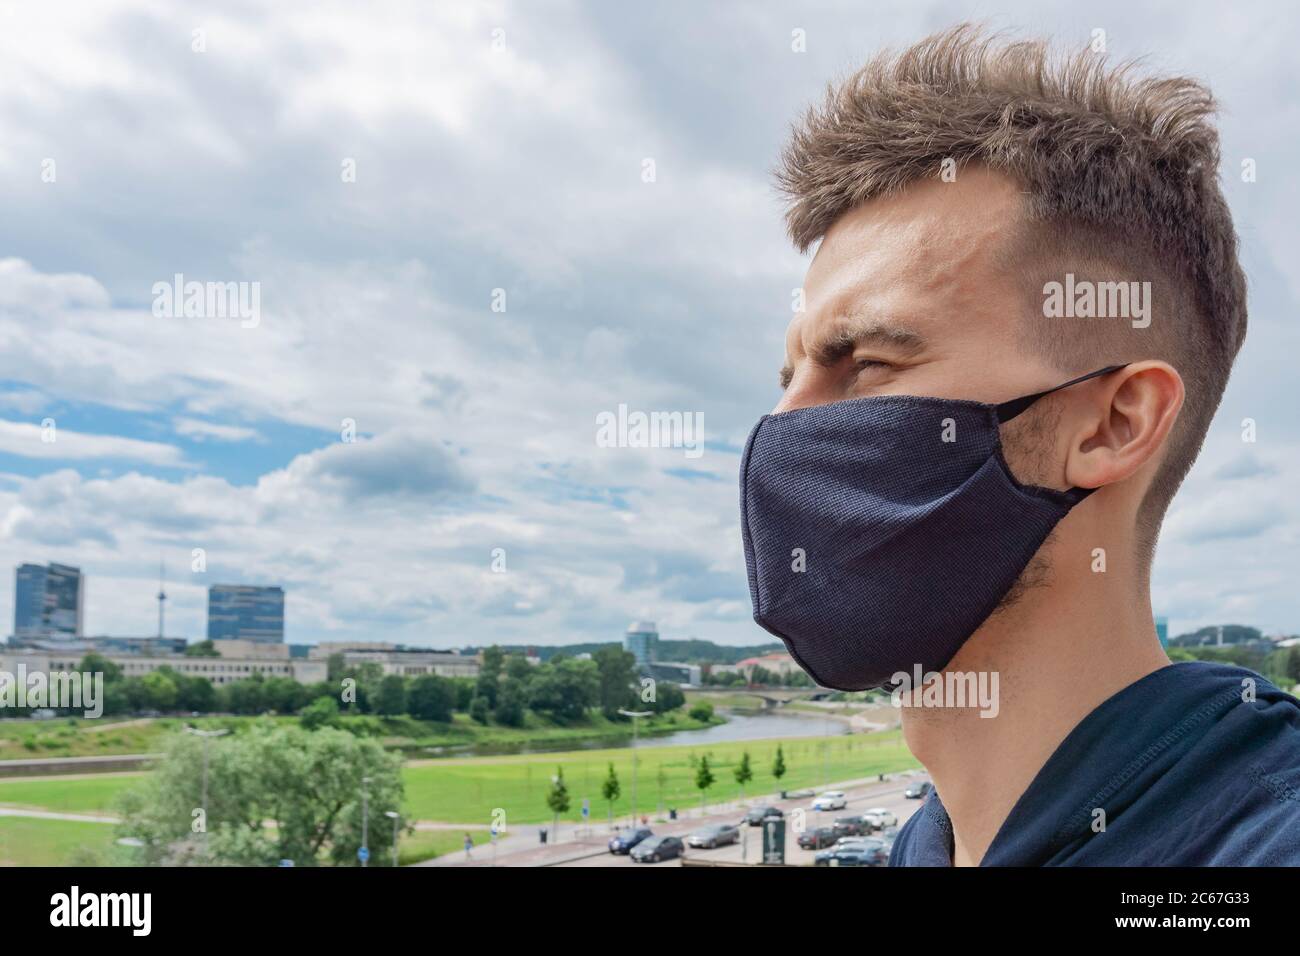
[{"x1": 795, "y1": 173, "x2": 1026, "y2": 348}]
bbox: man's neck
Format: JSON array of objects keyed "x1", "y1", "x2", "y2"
[{"x1": 900, "y1": 564, "x2": 1169, "y2": 867}]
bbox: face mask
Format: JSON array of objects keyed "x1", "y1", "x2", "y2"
[{"x1": 739, "y1": 365, "x2": 1124, "y2": 691}]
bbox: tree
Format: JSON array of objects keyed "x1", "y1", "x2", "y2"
[
  {"x1": 476, "y1": 646, "x2": 504, "y2": 708},
  {"x1": 408, "y1": 675, "x2": 455, "y2": 722},
  {"x1": 503, "y1": 653, "x2": 532, "y2": 682},
  {"x1": 1283, "y1": 645, "x2": 1300, "y2": 686},
  {"x1": 734, "y1": 751, "x2": 753, "y2": 800},
  {"x1": 601, "y1": 763, "x2": 621, "y2": 826},
  {"x1": 772, "y1": 745, "x2": 787, "y2": 786},
  {"x1": 176, "y1": 675, "x2": 216, "y2": 713},
  {"x1": 468, "y1": 696, "x2": 490, "y2": 724},
  {"x1": 116, "y1": 723, "x2": 403, "y2": 866},
  {"x1": 593, "y1": 646, "x2": 637, "y2": 718},
  {"x1": 184, "y1": 640, "x2": 220, "y2": 658},
  {"x1": 300, "y1": 695, "x2": 340, "y2": 731},
  {"x1": 528, "y1": 659, "x2": 598, "y2": 721},
  {"x1": 493, "y1": 676, "x2": 527, "y2": 727},
  {"x1": 452, "y1": 679, "x2": 475, "y2": 712},
  {"x1": 222, "y1": 675, "x2": 266, "y2": 715},
  {"x1": 375, "y1": 675, "x2": 407, "y2": 716},
  {"x1": 688, "y1": 700, "x2": 714, "y2": 723},
  {"x1": 77, "y1": 653, "x2": 122, "y2": 683},
  {"x1": 546, "y1": 767, "x2": 570, "y2": 844},
  {"x1": 263, "y1": 677, "x2": 306, "y2": 714},
  {"x1": 140, "y1": 671, "x2": 178, "y2": 711},
  {"x1": 695, "y1": 755, "x2": 715, "y2": 813},
  {"x1": 649, "y1": 681, "x2": 685, "y2": 714}
]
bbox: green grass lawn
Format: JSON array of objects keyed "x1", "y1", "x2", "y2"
[
  {"x1": 401, "y1": 729, "x2": 919, "y2": 825},
  {"x1": 0, "y1": 716, "x2": 167, "y2": 760},
  {"x1": 0, "y1": 817, "x2": 124, "y2": 866},
  {"x1": 0, "y1": 815, "x2": 484, "y2": 866},
  {"x1": 0, "y1": 774, "x2": 141, "y2": 814},
  {"x1": 0, "y1": 730, "x2": 921, "y2": 836},
  {"x1": 683, "y1": 691, "x2": 773, "y2": 712}
]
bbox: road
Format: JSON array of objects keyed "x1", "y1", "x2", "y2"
[{"x1": 425, "y1": 772, "x2": 928, "y2": 867}]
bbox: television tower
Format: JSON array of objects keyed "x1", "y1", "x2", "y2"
[{"x1": 157, "y1": 558, "x2": 167, "y2": 639}]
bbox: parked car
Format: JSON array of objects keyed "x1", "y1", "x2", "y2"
[
  {"x1": 608, "y1": 826, "x2": 653, "y2": 854},
  {"x1": 811, "y1": 790, "x2": 847, "y2": 811},
  {"x1": 745, "y1": 806, "x2": 784, "y2": 826},
  {"x1": 861, "y1": 807, "x2": 898, "y2": 829},
  {"x1": 687, "y1": 824, "x2": 740, "y2": 849},
  {"x1": 631, "y1": 835, "x2": 684, "y2": 863},
  {"x1": 815, "y1": 841, "x2": 889, "y2": 867},
  {"x1": 797, "y1": 826, "x2": 838, "y2": 850},
  {"x1": 879, "y1": 825, "x2": 900, "y2": 849},
  {"x1": 904, "y1": 781, "x2": 933, "y2": 800},
  {"x1": 833, "y1": 815, "x2": 867, "y2": 838}
]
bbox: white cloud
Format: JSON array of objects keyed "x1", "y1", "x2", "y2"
[
  {"x1": 172, "y1": 417, "x2": 261, "y2": 443},
  {"x1": 0, "y1": 419, "x2": 188, "y2": 467},
  {"x1": 0, "y1": 1, "x2": 1295, "y2": 646}
]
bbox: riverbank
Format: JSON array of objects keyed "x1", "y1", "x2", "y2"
[{"x1": 0, "y1": 708, "x2": 726, "y2": 766}]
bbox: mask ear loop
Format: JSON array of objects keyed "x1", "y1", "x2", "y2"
[
  {"x1": 995, "y1": 364, "x2": 1128, "y2": 424},
  {"x1": 993, "y1": 364, "x2": 1127, "y2": 504}
]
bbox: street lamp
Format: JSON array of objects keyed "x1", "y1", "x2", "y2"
[
  {"x1": 617, "y1": 709, "x2": 653, "y2": 826},
  {"x1": 184, "y1": 726, "x2": 229, "y2": 842},
  {"x1": 384, "y1": 811, "x2": 400, "y2": 868}
]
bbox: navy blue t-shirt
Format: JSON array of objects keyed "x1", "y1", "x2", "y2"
[{"x1": 890, "y1": 662, "x2": 1300, "y2": 866}]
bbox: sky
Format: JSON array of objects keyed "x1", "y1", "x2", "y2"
[{"x1": 0, "y1": 0, "x2": 1296, "y2": 649}]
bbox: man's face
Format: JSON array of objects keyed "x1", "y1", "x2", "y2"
[{"x1": 775, "y1": 167, "x2": 1061, "y2": 416}]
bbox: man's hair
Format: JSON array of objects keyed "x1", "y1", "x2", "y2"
[{"x1": 777, "y1": 24, "x2": 1247, "y2": 564}]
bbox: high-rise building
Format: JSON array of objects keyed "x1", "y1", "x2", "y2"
[
  {"x1": 624, "y1": 620, "x2": 659, "y2": 665},
  {"x1": 207, "y1": 585, "x2": 285, "y2": 644},
  {"x1": 1155, "y1": 615, "x2": 1169, "y2": 648},
  {"x1": 13, "y1": 562, "x2": 83, "y2": 640}
]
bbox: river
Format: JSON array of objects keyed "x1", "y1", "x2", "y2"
[{"x1": 420, "y1": 709, "x2": 848, "y2": 758}]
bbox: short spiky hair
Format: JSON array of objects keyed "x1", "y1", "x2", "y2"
[{"x1": 778, "y1": 23, "x2": 1247, "y2": 560}]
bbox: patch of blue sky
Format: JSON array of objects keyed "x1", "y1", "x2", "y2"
[{"x1": 0, "y1": 380, "x2": 336, "y2": 486}]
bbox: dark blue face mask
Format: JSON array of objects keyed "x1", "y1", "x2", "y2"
[{"x1": 739, "y1": 365, "x2": 1124, "y2": 692}]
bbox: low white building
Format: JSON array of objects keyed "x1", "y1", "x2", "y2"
[
  {"x1": 0, "y1": 647, "x2": 327, "y2": 686},
  {"x1": 307, "y1": 642, "x2": 480, "y2": 679}
]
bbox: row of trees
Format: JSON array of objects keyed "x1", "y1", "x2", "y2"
[
  {"x1": 552, "y1": 745, "x2": 792, "y2": 829},
  {"x1": 1168, "y1": 643, "x2": 1300, "y2": 688},
  {"x1": 17, "y1": 644, "x2": 692, "y2": 729},
  {"x1": 467, "y1": 646, "x2": 684, "y2": 728},
  {"x1": 703, "y1": 666, "x2": 814, "y2": 688}
]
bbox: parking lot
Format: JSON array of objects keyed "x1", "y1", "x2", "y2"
[{"x1": 554, "y1": 777, "x2": 924, "y2": 867}]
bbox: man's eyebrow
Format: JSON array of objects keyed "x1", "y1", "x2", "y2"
[{"x1": 780, "y1": 318, "x2": 927, "y2": 388}]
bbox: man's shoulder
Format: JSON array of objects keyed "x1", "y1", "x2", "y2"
[{"x1": 1125, "y1": 670, "x2": 1300, "y2": 865}]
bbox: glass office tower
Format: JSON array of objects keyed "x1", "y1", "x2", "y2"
[
  {"x1": 207, "y1": 585, "x2": 285, "y2": 643},
  {"x1": 13, "y1": 562, "x2": 84, "y2": 639},
  {"x1": 623, "y1": 620, "x2": 659, "y2": 665}
]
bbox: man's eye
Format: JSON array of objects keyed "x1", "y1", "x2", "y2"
[{"x1": 855, "y1": 359, "x2": 890, "y2": 373}]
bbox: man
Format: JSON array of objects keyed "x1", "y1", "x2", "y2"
[{"x1": 738, "y1": 25, "x2": 1300, "y2": 865}]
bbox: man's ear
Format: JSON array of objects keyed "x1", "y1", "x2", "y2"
[{"x1": 1064, "y1": 361, "x2": 1184, "y2": 490}]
